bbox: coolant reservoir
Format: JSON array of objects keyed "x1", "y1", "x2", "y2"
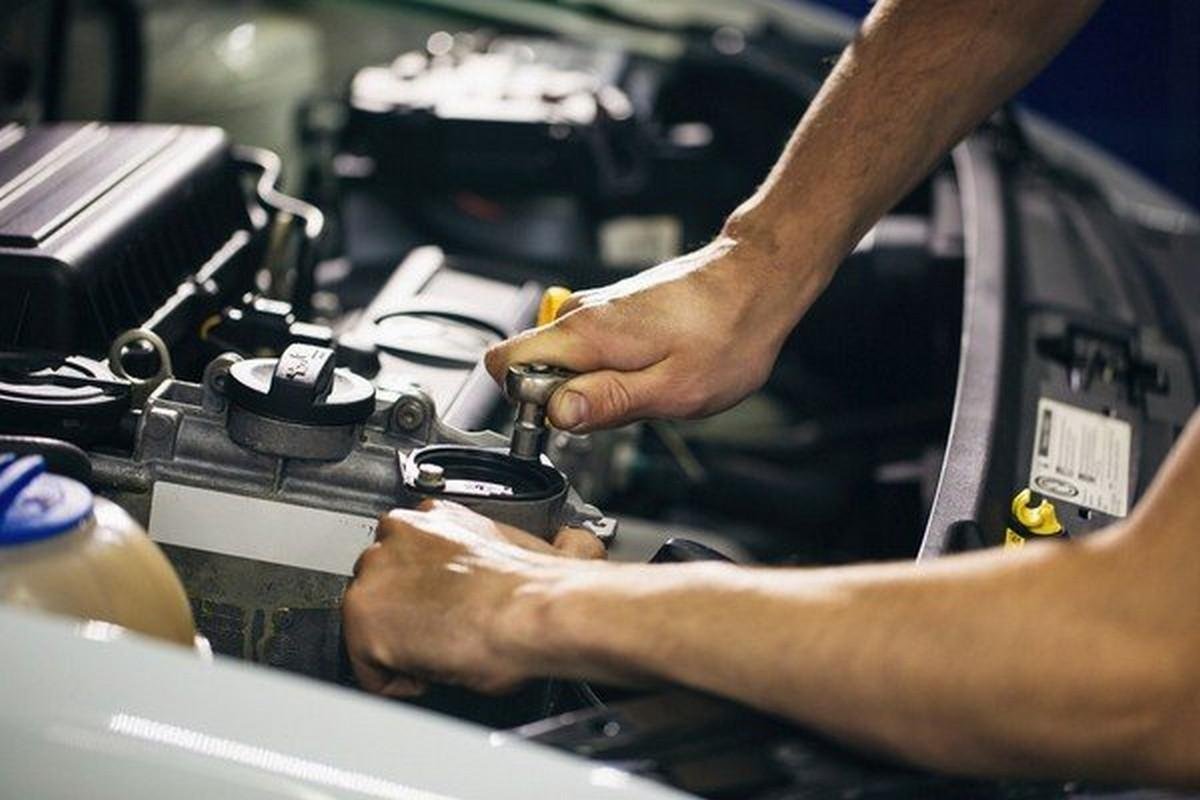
[{"x1": 0, "y1": 454, "x2": 196, "y2": 646}]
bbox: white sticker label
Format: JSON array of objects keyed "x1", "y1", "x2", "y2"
[
  {"x1": 148, "y1": 483, "x2": 378, "y2": 576},
  {"x1": 1029, "y1": 398, "x2": 1131, "y2": 517}
]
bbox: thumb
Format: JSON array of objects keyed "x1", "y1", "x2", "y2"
[{"x1": 548, "y1": 367, "x2": 665, "y2": 432}]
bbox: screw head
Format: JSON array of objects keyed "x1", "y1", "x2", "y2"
[{"x1": 415, "y1": 462, "x2": 446, "y2": 491}]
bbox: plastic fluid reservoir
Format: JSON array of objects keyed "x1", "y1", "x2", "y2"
[{"x1": 0, "y1": 454, "x2": 196, "y2": 647}]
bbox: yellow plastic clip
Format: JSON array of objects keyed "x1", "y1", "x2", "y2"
[
  {"x1": 1004, "y1": 488, "x2": 1064, "y2": 549},
  {"x1": 537, "y1": 286, "x2": 573, "y2": 327}
]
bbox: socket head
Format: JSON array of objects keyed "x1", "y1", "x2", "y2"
[{"x1": 504, "y1": 363, "x2": 574, "y2": 406}]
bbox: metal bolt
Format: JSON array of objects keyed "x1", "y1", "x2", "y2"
[
  {"x1": 391, "y1": 396, "x2": 428, "y2": 433},
  {"x1": 201, "y1": 352, "x2": 242, "y2": 410},
  {"x1": 415, "y1": 463, "x2": 446, "y2": 492}
]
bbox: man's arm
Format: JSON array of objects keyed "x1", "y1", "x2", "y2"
[
  {"x1": 722, "y1": 0, "x2": 1104, "y2": 272},
  {"x1": 498, "y1": 416, "x2": 1200, "y2": 785},
  {"x1": 345, "y1": 414, "x2": 1200, "y2": 786},
  {"x1": 486, "y1": 0, "x2": 1102, "y2": 433}
]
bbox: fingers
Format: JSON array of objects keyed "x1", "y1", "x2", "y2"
[
  {"x1": 374, "y1": 507, "x2": 419, "y2": 542},
  {"x1": 375, "y1": 500, "x2": 606, "y2": 562},
  {"x1": 493, "y1": 524, "x2": 559, "y2": 555},
  {"x1": 375, "y1": 500, "x2": 467, "y2": 542},
  {"x1": 547, "y1": 365, "x2": 669, "y2": 432},
  {"x1": 379, "y1": 674, "x2": 430, "y2": 698},
  {"x1": 553, "y1": 527, "x2": 607, "y2": 560},
  {"x1": 342, "y1": 582, "x2": 430, "y2": 698},
  {"x1": 350, "y1": 654, "x2": 428, "y2": 698},
  {"x1": 484, "y1": 314, "x2": 601, "y2": 384}
]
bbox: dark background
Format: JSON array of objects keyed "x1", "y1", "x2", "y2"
[{"x1": 811, "y1": 0, "x2": 1200, "y2": 208}]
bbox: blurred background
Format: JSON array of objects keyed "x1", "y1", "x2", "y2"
[
  {"x1": 3, "y1": 0, "x2": 1194, "y2": 206},
  {"x1": 819, "y1": 0, "x2": 1200, "y2": 207}
]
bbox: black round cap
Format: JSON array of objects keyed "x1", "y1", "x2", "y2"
[{"x1": 228, "y1": 344, "x2": 375, "y2": 426}]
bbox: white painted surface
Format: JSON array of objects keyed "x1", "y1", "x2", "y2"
[
  {"x1": 0, "y1": 607, "x2": 689, "y2": 800},
  {"x1": 149, "y1": 482, "x2": 377, "y2": 575}
]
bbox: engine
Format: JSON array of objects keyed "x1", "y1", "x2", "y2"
[
  {"x1": 0, "y1": 29, "x2": 966, "y2": 730},
  {"x1": 0, "y1": 122, "x2": 611, "y2": 710}
]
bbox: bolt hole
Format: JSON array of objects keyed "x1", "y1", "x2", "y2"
[{"x1": 119, "y1": 340, "x2": 162, "y2": 379}]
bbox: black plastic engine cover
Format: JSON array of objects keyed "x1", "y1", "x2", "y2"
[{"x1": 0, "y1": 122, "x2": 260, "y2": 357}]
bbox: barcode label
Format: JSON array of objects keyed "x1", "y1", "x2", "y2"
[{"x1": 1029, "y1": 398, "x2": 1131, "y2": 517}]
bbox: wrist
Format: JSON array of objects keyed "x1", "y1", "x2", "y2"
[
  {"x1": 488, "y1": 561, "x2": 611, "y2": 681},
  {"x1": 724, "y1": 196, "x2": 841, "y2": 272},
  {"x1": 719, "y1": 204, "x2": 843, "y2": 329},
  {"x1": 489, "y1": 560, "x2": 745, "y2": 687}
]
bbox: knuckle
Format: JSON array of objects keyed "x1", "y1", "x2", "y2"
[
  {"x1": 672, "y1": 379, "x2": 711, "y2": 418},
  {"x1": 552, "y1": 309, "x2": 583, "y2": 335},
  {"x1": 340, "y1": 590, "x2": 373, "y2": 644},
  {"x1": 473, "y1": 674, "x2": 520, "y2": 696},
  {"x1": 352, "y1": 542, "x2": 383, "y2": 577},
  {"x1": 484, "y1": 338, "x2": 521, "y2": 382},
  {"x1": 597, "y1": 376, "x2": 636, "y2": 420},
  {"x1": 378, "y1": 509, "x2": 412, "y2": 535},
  {"x1": 582, "y1": 537, "x2": 608, "y2": 560},
  {"x1": 557, "y1": 300, "x2": 606, "y2": 333},
  {"x1": 350, "y1": 542, "x2": 384, "y2": 578},
  {"x1": 555, "y1": 529, "x2": 606, "y2": 560},
  {"x1": 483, "y1": 345, "x2": 503, "y2": 377},
  {"x1": 341, "y1": 583, "x2": 363, "y2": 617},
  {"x1": 558, "y1": 292, "x2": 584, "y2": 316}
]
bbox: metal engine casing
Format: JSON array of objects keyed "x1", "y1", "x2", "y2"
[{"x1": 89, "y1": 356, "x2": 613, "y2": 683}]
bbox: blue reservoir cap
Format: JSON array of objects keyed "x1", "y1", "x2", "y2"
[{"x1": 0, "y1": 454, "x2": 94, "y2": 546}]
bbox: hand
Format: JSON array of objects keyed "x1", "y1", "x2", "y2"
[
  {"x1": 484, "y1": 235, "x2": 826, "y2": 432},
  {"x1": 342, "y1": 500, "x2": 605, "y2": 697}
]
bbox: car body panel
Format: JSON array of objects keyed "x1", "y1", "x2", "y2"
[{"x1": 0, "y1": 607, "x2": 686, "y2": 800}]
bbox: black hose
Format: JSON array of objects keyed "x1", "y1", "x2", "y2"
[{"x1": 0, "y1": 435, "x2": 92, "y2": 483}]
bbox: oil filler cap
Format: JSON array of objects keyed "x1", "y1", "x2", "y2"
[
  {"x1": 228, "y1": 344, "x2": 375, "y2": 426},
  {"x1": 0, "y1": 454, "x2": 93, "y2": 546}
]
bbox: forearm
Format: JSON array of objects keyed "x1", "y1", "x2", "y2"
[
  {"x1": 502, "y1": 528, "x2": 1197, "y2": 784},
  {"x1": 725, "y1": 0, "x2": 1101, "y2": 303}
]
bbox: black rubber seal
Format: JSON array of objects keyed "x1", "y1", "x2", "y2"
[{"x1": 407, "y1": 445, "x2": 565, "y2": 502}]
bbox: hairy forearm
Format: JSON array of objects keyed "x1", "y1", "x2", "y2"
[
  {"x1": 504, "y1": 531, "x2": 1196, "y2": 784},
  {"x1": 497, "y1": 418, "x2": 1200, "y2": 783},
  {"x1": 725, "y1": 0, "x2": 1101, "y2": 302}
]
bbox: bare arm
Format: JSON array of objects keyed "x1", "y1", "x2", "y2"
[
  {"x1": 495, "y1": 416, "x2": 1200, "y2": 784},
  {"x1": 486, "y1": 0, "x2": 1103, "y2": 432},
  {"x1": 724, "y1": 0, "x2": 1104, "y2": 275},
  {"x1": 346, "y1": 413, "x2": 1200, "y2": 785}
]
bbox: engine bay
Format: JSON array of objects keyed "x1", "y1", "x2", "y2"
[
  {"x1": 0, "y1": 25, "x2": 965, "y2": 721},
  {"x1": 9, "y1": 5, "x2": 1198, "y2": 797}
]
